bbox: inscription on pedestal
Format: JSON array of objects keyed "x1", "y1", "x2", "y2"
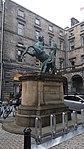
[{"x1": 43, "y1": 84, "x2": 63, "y2": 104}]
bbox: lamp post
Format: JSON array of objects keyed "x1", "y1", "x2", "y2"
[{"x1": 0, "y1": 0, "x2": 5, "y2": 100}]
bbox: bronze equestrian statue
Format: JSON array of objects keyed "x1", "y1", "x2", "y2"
[{"x1": 22, "y1": 36, "x2": 57, "y2": 74}]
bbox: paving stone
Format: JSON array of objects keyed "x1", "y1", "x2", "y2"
[{"x1": 0, "y1": 116, "x2": 84, "y2": 149}]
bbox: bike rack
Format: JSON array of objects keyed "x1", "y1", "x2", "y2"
[
  {"x1": 72, "y1": 111, "x2": 77, "y2": 130},
  {"x1": 62, "y1": 112, "x2": 68, "y2": 133},
  {"x1": 35, "y1": 117, "x2": 42, "y2": 144},
  {"x1": 33, "y1": 110, "x2": 84, "y2": 146},
  {"x1": 81, "y1": 109, "x2": 84, "y2": 127},
  {"x1": 50, "y1": 114, "x2": 56, "y2": 138}
]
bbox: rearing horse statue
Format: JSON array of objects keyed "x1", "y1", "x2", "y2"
[{"x1": 22, "y1": 36, "x2": 57, "y2": 74}]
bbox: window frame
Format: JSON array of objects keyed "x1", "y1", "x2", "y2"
[
  {"x1": 69, "y1": 39, "x2": 75, "y2": 50},
  {"x1": 36, "y1": 58, "x2": 41, "y2": 66},
  {"x1": 35, "y1": 18, "x2": 40, "y2": 26},
  {"x1": 81, "y1": 55, "x2": 84, "y2": 63},
  {"x1": 49, "y1": 36, "x2": 53, "y2": 45},
  {"x1": 81, "y1": 36, "x2": 84, "y2": 46},
  {"x1": 59, "y1": 58, "x2": 64, "y2": 69},
  {"x1": 69, "y1": 29, "x2": 74, "y2": 37},
  {"x1": 80, "y1": 24, "x2": 84, "y2": 31},
  {"x1": 35, "y1": 30, "x2": 40, "y2": 40},
  {"x1": 69, "y1": 58, "x2": 76, "y2": 67},
  {"x1": 48, "y1": 25, "x2": 53, "y2": 32},
  {"x1": 18, "y1": 23, "x2": 24, "y2": 36},
  {"x1": 17, "y1": 9, "x2": 25, "y2": 18},
  {"x1": 17, "y1": 49, "x2": 23, "y2": 62},
  {"x1": 60, "y1": 40, "x2": 64, "y2": 50},
  {"x1": 59, "y1": 30, "x2": 63, "y2": 36}
]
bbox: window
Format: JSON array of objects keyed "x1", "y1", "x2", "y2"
[
  {"x1": 81, "y1": 24, "x2": 84, "y2": 31},
  {"x1": 49, "y1": 25, "x2": 53, "y2": 32},
  {"x1": 60, "y1": 40, "x2": 64, "y2": 50},
  {"x1": 14, "y1": 85, "x2": 19, "y2": 95},
  {"x1": 69, "y1": 39, "x2": 74, "y2": 50},
  {"x1": 18, "y1": 23, "x2": 24, "y2": 36},
  {"x1": 81, "y1": 36, "x2": 84, "y2": 46},
  {"x1": 35, "y1": 18, "x2": 40, "y2": 25},
  {"x1": 17, "y1": 42, "x2": 25, "y2": 48},
  {"x1": 81, "y1": 55, "x2": 84, "y2": 63},
  {"x1": 35, "y1": 30, "x2": 40, "y2": 40},
  {"x1": 69, "y1": 30, "x2": 74, "y2": 37},
  {"x1": 17, "y1": 9, "x2": 25, "y2": 18},
  {"x1": 59, "y1": 58, "x2": 64, "y2": 69},
  {"x1": 36, "y1": 58, "x2": 41, "y2": 66},
  {"x1": 69, "y1": 58, "x2": 76, "y2": 67},
  {"x1": 49, "y1": 36, "x2": 53, "y2": 45},
  {"x1": 14, "y1": 84, "x2": 21, "y2": 96},
  {"x1": 17, "y1": 50, "x2": 23, "y2": 62},
  {"x1": 59, "y1": 30, "x2": 63, "y2": 36}
]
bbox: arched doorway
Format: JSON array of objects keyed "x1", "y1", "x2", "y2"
[
  {"x1": 62, "y1": 77, "x2": 68, "y2": 95},
  {"x1": 71, "y1": 75, "x2": 83, "y2": 94}
]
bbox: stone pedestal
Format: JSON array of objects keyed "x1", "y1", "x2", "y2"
[{"x1": 16, "y1": 73, "x2": 70, "y2": 127}]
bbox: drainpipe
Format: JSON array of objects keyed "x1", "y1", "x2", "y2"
[{"x1": 0, "y1": 0, "x2": 5, "y2": 100}]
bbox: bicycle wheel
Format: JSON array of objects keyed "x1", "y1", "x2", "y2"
[
  {"x1": 3, "y1": 111, "x2": 8, "y2": 119},
  {"x1": 3, "y1": 107, "x2": 10, "y2": 119}
]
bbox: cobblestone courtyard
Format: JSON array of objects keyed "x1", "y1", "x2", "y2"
[{"x1": 0, "y1": 121, "x2": 84, "y2": 149}]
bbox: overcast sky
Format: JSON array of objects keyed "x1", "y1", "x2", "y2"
[{"x1": 12, "y1": 0, "x2": 84, "y2": 28}]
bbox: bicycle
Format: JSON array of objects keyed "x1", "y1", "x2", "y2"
[{"x1": 2, "y1": 100, "x2": 18, "y2": 119}]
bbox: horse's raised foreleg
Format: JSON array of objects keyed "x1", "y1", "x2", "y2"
[
  {"x1": 21, "y1": 49, "x2": 28, "y2": 58},
  {"x1": 21, "y1": 46, "x2": 35, "y2": 60}
]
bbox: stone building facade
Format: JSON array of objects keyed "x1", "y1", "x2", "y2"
[
  {"x1": 64, "y1": 20, "x2": 84, "y2": 95},
  {"x1": 0, "y1": 0, "x2": 66, "y2": 100},
  {"x1": 0, "y1": 0, "x2": 84, "y2": 100}
]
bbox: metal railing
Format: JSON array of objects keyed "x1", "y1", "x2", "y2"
[
  {"x1": 81, "y1": 109, "x2": 84, "y2": 127},
  {"x1": 24, "y1": 109, "x2": 84, "y2": 148},
  {"x1": 72, "y1": 111, "x2": 78, "y2": 130},
  {"x1": 62, "y1": 112, "x2": 68, "y2": 133},
  {"x1": 35, "y1": 117, "x2": 42, "y2": 144},
  {"x1": 50, "y1": 114, "x2": 56, "y2": 138}
]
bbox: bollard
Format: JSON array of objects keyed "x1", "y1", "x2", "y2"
[
  {"x1": 35, "y1": 117, "x2": 42, "y2": 144},
  {"x1": 72, "y1": 111, "x2": 77, "y2": 130},
  {"x1": 81, "y1": 109, "x2": 84, "y2": 127},
  {"x1": 62, "y1": 112, "x2": 68, "y2": 133},
  {"x1": 50, "y1": 114, "x2": 56, "y2": 138},
  {"x1": 24, "y1": 128, "x2": 31, "y2": 149}
]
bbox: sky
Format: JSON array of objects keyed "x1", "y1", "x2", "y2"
[{"x1": 11, "y1": 0, "x2": 84, "y2": 28}]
